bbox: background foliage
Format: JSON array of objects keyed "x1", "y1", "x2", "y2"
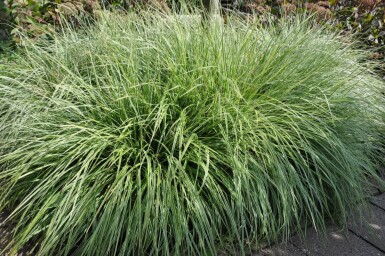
[
  {"x1": 0, "y1": 0, "x2": 100, "y2": 47},
  {"x1": 239, "y1": 0, "x2": 385, "y2": 77},
  {"x1": 331, "y1": 0, "x2": 385, "y2": 46},
  {"x1": 1, "y1": 1, "x2": 385, "y2": 49},
  {"x1": 330, "y1": 0, "x2": 385, "y2": 77},
  {"x1": 1, "y1": 0, "x2": 385, "y2": 46},
  {"x1": 240, "y1": 1, "x2": 384, "y2": 44}
]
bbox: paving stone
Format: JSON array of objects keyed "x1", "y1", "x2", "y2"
[
  {"x1": 0, "y1": 212, "x2": 34, "y2": 256},
  {"x1": 348, "y1": 204, "x2": 385, "y2": 252},
  {"x1": 0, "y1": 225, "x2": 13, "y2": 252},
  {"x1": 371, "y1": 169, "x2": 385, "y2": 193},
  {"x1": 367, "y1": 177, "x2": 382, "y2": 196},
  {"x1": 371, "y1": 193, "x2": 385, "y2": 211},
  {"x1": 255, "y1": 243, "x2": 306, "y2": 256},
  {"x1": 290, "y1": 226, "x2": 384, "y2": 256},
  {"x1": 0, "y1": 211, "x2": 12, "y2": 251}
]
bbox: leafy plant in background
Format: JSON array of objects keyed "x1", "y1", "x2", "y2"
[
  {"x1": 331, "y1": 0, "x2": 385, "y2": 77},
  {"x1": 0, "y1": 0, "x2": 11, "y2": 50},
  {"x1": 332, "y1": 0, "x2": 385, "y2": 45},
  {"x1": 1, "y1": 0, "x2": 100, "y2": 45},
  {"x1": 0, "y1": 0, "x2": 188, "y2": 47},
  {"x1": 0, "y1": 11, "x2": 384, "y2": 255},
  {"x1": 237, "y1": 0, "x2": 385, "y2": 77},
  {"x1": 2, "y1": 0, "x2": 385, "y2": 53},
  {"x1": 238, "y1": 0, "x2": 385, "y2": 43}
]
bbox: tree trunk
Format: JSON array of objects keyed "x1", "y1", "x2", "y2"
[
  {"x1": 202, "y1": 0, "x2": 220, "y2": 15},
  {"x1": 211, "y1": 0, "x2": 220, "y2": 15},
  {"x1": 202, "y1": 0, "x2": 221, "y2": 25}
]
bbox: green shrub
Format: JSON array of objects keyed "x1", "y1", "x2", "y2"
[
  {"x1": 0, "y1": 12, "x2": 384, "y2": 255},
  {"x1": 0, "y1": 0, "x2": 185, "y2": 45},
  {"x1": 240, "y1": 0, "x2": 385, "y2": 42},
  {"x1": 0, "y1": 1, "x2": 11, "y2": 49},
  {"x1": 1, "y1": 0, "x2": 100, "y2": 44},
  {"x1": 238, "y1": 1, "x2": 385, "y2": 76},
  {"x1": 331, "y1": 0, "x2": 385, "y2": 77},
  {"x1": 331, "y1": 0, "x2": 385, "y2": 45}
]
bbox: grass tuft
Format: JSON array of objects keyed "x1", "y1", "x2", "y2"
[{"x1": 0, "y1": 11, "x2": 384, "y2": 256}]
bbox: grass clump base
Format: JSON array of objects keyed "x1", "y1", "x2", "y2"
[{"x1": 0, "y1": 11, "x2": 384, "y2": 256}]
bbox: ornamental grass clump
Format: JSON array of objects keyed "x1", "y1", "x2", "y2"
[{"x1": 0, "y1": 11, "x2": 384, "y2": 256}]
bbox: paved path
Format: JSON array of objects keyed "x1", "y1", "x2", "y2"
[{"x1": 258, "y1": 184, "x2": 385, "y2": 256}]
